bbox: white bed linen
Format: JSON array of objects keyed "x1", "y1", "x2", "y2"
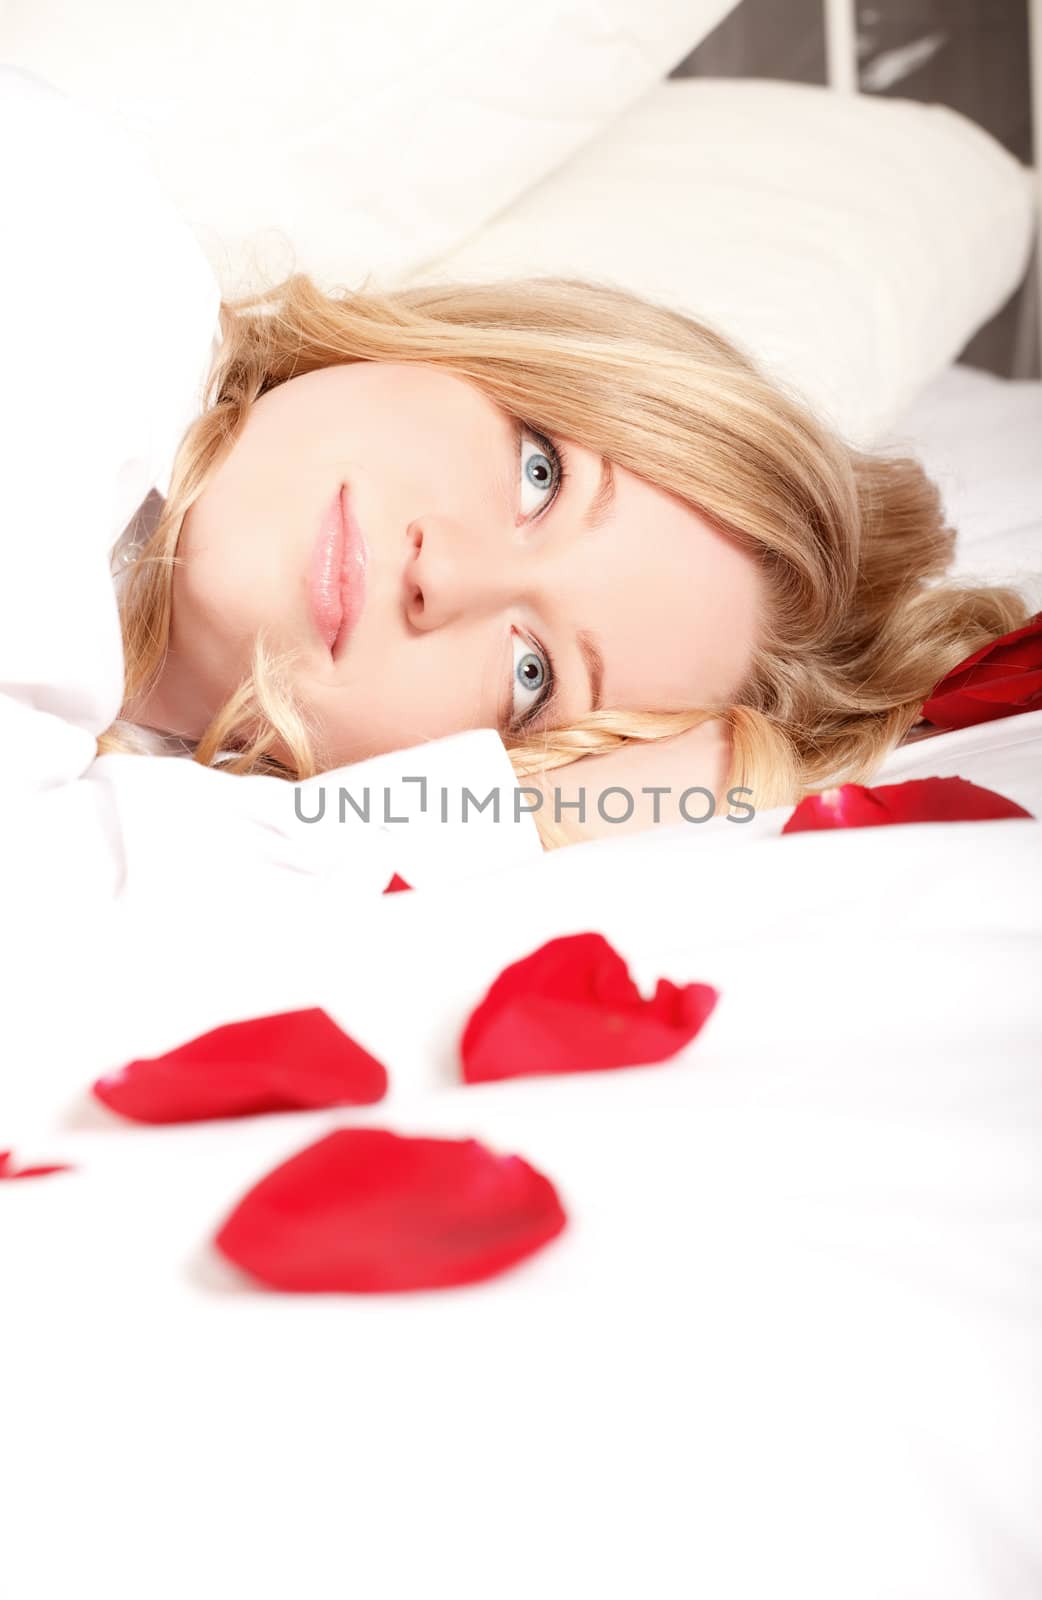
[
  {"x1": 0, "y1": 0, "x2": 742, "y2": 296},
  {"x1": 2, "y1": 361, "x2": 1040, "y2": 1600},
  {"x1": 410, "y1": 77, "x2": 1037, "y2": 448}
]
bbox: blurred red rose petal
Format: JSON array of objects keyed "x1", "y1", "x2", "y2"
[
  {"x1": 382, "y1": 873, "x2": 413, "y2": 894},
  {"x1": 920, "y1": 611, "x2": 1042, "y2": 729},
  {"x1": 0, "y1": 1149, "x2": 75, "y2": 1179},
  {"x1": 213, "y1": 1128, "x2": 567, "y2": 1292},
  {"x1": 92, "y1": 1008, "x2": 388, "y2": 1124},
  {"x1": 782, "y1": 776, "x2": 1032, "y2": 834},
  {"x1": 460, "y1": 931, "x2": 719, "y2": 1084}
]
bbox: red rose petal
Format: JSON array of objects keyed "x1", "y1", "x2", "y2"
[
  {"x1": 213, "y1": 1128, "x2": 567, "y2": 1292},
  {"x1": 92, "y1": 1008, "x2": 388, "y2": 1125},
  {"x1": 920, "y1": 611, "x2": 1042, "y2": 728},
  {"x1": 782, "y1": 776, "x2": 1033, "y2": 834},
  {"x1": 0, "y1": 1149, "x2": 75, "y2": 1179},
  {"x1": 382, "y1": 873, "x2": 413, "y2": 894},
  {"x1": 460, "y1": 932, "x2": 719, "y2": 1085}
]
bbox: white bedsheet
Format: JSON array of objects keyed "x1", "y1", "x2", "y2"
[{"x1": 2, "y1": 362, "x2": 1041, "y2": 1599}]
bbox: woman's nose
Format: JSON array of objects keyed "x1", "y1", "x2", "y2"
[{"x1": 404, "y1": 520, "x2": 525, "y2": 631}]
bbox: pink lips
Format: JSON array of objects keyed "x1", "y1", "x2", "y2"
[{"x1": 309, "y1": 485, "x2": 368, "y2": 658}]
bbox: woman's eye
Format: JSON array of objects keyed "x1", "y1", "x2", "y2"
[
  {"x1": 518, "y1": 428, "x2": 562, "y2": 519},
  {"x1": 510, "y1": 629, "x2": 553, "y2": 727}
]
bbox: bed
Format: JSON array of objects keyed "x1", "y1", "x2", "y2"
[
  {"x1": 2, "y1": 357, "x2": 1040, "y2": 1599},
  {"x1": 1, "y1": 8, "x2": 1041, "y2": 1597}
]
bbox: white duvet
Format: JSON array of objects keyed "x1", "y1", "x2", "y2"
[{"x1": 2, "y1": 68, "x2": 1041, "y2": 1600}]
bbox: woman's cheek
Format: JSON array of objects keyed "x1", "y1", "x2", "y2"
[
  {"x1": 168, "y1": 562, "x2": 248, "y2": 713},
  {"x1": 304, "y1": 650, "x2": 493, "y2": 767}
]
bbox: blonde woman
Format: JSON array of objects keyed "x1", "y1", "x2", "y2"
[
  {"x1": 109, "y1": 266, "x2": 1032, "y2": 853},
  {"x1": 3, "y1": 66, "x2": 1031, "y2": 887}
]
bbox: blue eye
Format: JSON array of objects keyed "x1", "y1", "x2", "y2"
[
  {"x1": 518, "y1": 427, "x2": 564, "y2": 519},
  {"x1": 510, "y1": 629, "x2": 555, "y2": 731}
]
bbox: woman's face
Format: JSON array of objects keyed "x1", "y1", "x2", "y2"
[{"x1": 137, "y1": 362, "x2": 764, "y2": 766}]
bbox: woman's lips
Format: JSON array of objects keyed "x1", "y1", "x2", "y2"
[{"x1": 308, "y1": 484, "x2": 368, "y2": 658}]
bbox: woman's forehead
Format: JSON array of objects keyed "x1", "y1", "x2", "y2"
[{"x1": 571, "y1": 458, "x2": 763, "y2": 711}]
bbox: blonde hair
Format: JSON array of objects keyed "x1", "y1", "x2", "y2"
[{"x1": 102, "y1": 271, "x2": 1031, "y2": 850}]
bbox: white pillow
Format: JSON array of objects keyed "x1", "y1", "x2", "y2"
[
  {"x1": 0, "y1": 0, "x2": 741, "y2": 295},
  {"x1": 395, "y1": 78, "x2": 1038, "y2": 447}
]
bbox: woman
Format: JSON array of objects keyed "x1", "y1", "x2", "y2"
[
  {"x1": 3, "y1": 63, "x2": 1031, "y2": 875},
  {"x1": 105, "y1": 266, "x2": 1029, "y2": 851}
]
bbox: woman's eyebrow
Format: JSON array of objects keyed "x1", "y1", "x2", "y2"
[
  {"x1": 573, "y1": 459, "x2": 612, "y2": 711},
  {"x1": 578, "y1": 628, "x2": 604, "y2": 711},
  {"x1": 582, "y1": 454, "x2": 616, "y2": 534}
]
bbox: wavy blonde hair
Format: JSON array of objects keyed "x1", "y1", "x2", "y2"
[{"x1": 102, "y1": 270, "x2": 1031, "y2": 850}]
